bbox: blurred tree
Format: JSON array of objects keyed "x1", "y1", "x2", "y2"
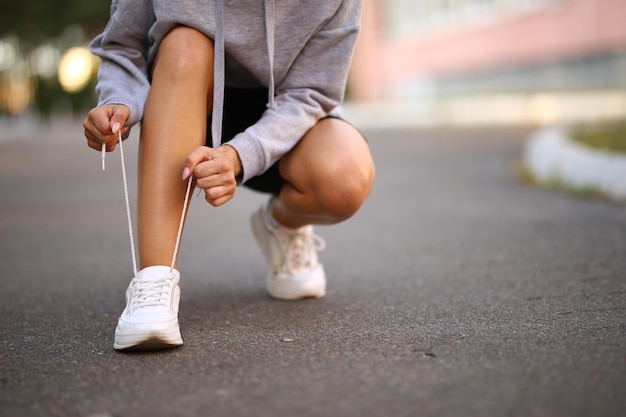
[
  {"x1": 0, "y1": 0, "x2": 111, "y2": 45},
  {"x1": 0, "y1": 0, "x2": 111, "y2": 116}
]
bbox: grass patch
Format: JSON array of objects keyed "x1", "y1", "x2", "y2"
[
  {"x1": 515, "y1": 160, "x2": 610, "y2": 202},
  {"x1": 570, "y1": 119, "x2": 626, "y2": 154}
]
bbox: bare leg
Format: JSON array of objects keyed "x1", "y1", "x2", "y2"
[
  {"x1": 249, "y1": 118, "x2": 374, "y2": 300},
  {"x1": 138, "y1": 27, "x2": 214, "y2": 269},
  {"x1": 273, "y1": 118, "x2": 375, "y2": 228}
]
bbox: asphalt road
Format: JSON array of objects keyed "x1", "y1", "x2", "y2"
[{"x1": 1, "y1": 118, "x2": 624, "y2": 417}]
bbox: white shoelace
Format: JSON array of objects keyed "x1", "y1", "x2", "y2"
[
  {"x1": 103, "y1": 132, "x2": 192, "y2": 277},
  {"x1": 281, "y1": 228, "x2": 326, "y2": 274},
  {"x1": 129, "y1": 275, "x2": 174, "y2": 310}
]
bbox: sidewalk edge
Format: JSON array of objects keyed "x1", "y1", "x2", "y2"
[{"x1": 523, "y1": 127, "x2": 626, "y2": 201}]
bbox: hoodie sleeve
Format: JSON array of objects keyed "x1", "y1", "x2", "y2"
[
  {"x1": 89, "y1": 0, "x2": 154, "y2": 128},
  {"x1": 226, "y1": 0, "x2": 362, "y2": 184}
]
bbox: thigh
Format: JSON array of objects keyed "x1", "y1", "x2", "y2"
[{"x1": 279, "y1": 117, "x2": 373, "y2": 194}]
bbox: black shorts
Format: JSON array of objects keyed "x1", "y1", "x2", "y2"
[{"x1": 206, "y1": 88, "x2": 344, "y2": 195}]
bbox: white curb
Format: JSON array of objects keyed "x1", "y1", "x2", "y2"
[{"x1": 523, "y1": 127, "x2": 626, "y2": 201}]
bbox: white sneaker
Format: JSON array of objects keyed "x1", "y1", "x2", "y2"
[
  {"x1": 114, "y1": 265, "x2": 183, "y2": 351},
  {"x1": 251, "y1": 199, "x2": 327, "y2": 300}
]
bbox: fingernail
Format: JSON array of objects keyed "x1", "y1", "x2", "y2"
[
  {"x1": 182, "y1": 167, "x2": 191, "y2": 180},
  {"x1": 112, "y1": 122, "x2": 121, "y2": 133}
]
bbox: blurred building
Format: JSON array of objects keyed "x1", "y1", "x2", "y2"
[
  {"x1": 350, "y1": 0, "x2": 626, "y2": 100},
  {"x1": 347, "y1": 0, "x2": 626, "y2": 126}
]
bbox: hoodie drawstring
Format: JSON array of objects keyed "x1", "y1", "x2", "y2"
[
  {"x1": 211, "y1": 0, "x2": 225, "y2": 148},
  {"x1": 264, "y1": 0, "x2": 277, "y2": 111},
  {"x1": 211, "y1": 0, "x2": 276, "y2": 149}
]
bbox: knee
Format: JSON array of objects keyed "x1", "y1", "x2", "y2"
[
  {"x1": 280, "y1": 118, "x2": 376, "y2": 222},
  {"x1": 154, "y1": 26, "x2": 213, "y2": 77},
  {"x1": 316, "y1": 156, "x2": 375, "y2": 222}
]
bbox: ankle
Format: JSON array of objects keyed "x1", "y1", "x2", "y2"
[
  {"x1": 267, "y1": 198, "x2": 311, "y2": 230},
  {"x1": 266, "y1": 199, "x2": 281, "y2": 229},
  {"x1": 137, "y1": 265, "x2": 179, "y2": 279}
]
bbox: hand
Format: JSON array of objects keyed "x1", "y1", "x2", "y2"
[
  {"x1": 183, "y1": 145, "x2": 242, "y2": 207},
  {"x1": 83, "y1": 104, "x2": 130, "y2": 152}
]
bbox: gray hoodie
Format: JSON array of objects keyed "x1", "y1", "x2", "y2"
[{"x1": 90, "y1": 0, "x2": 362, "y2": 183}]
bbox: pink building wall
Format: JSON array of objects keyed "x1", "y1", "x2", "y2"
[{"x1": 349, "y1": 0, "x2": 626, "y2": 101}]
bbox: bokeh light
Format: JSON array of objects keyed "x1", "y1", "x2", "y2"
[
  {"x1": 0, "y1": 76, "x2": 34, "y2": 114},
  {"x1": 0, "y1": 52, "x2": 35, "y2": 114},
  {"x1": 30, "y1": 44, "x2": 60, "y2": 80},
  {"x1": 0, "y1": 38, "x2": 18, "y2": 72},
  {"x1": 57, "y1": 46, "x2": 94, "y2": 93}
]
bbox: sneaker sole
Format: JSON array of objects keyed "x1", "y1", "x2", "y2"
[
  {"x1": 114, "y1": 328, "x2": 183, "y2": 351},
  {"x1": 267, "y1": 273, "x2": 326, "y2": 300}
]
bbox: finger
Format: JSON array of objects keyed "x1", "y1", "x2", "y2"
[
  {"x1": 83, "y1": 118, "x2": 103, "y2": 143},
  {"x1": 110, "y1": 106, "x2": 130, "y2": 134},
  {"x1": 204, "y1": 188, "x2": 235, "y2": 207},
  {"x1": 200, "y1": 179, "x2": 236, "y2": 206},
  {"x1": 195, "y1": 170, "x2": 235, "y2": 190},
  {"x1": 194, "y1": 154, "x2": 232, "y2": 178},
  {"x1": 87, "y1": 105, "x2": 129, "y2": 136},
  {"x1": 87, "y1": 107, "x2": 114, "y2": 137},
  {"x1": 84, "y1": 114, "x2": 113, "y2": 147},
  {"x1": 183, "y1": 146, "x2": 214, "y2": 179},
  {"x1": 85, "y1": 131, "x2": 118, "y2": 152},
  {"x1": 86, "y1": 137, "x2": 117, "y2": 152},
  {"x1": 86, "y1": 138, "x2": 102, "y2": 151}
]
